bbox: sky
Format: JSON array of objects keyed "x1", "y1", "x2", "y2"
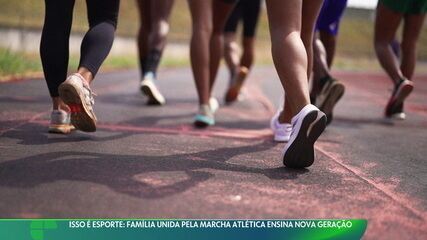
[{"x1": 347, "y1": 0, "x2": 378, "y2": 9}]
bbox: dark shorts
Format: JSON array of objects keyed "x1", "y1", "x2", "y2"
[
  {"x1": 316, "y1": 0, "x2": 348, "y2": 36},
  {"x1": 380, "y1": 0, "x2": 427, "y2": 14},
  {"x1": 224, "y1": 0, "x2": 262, "y2": 37}
]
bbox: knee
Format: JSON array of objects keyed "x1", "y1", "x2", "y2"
[
  {"x1": 192, "y1": 22, "x2": 213, "y2": 39},
  {"x1": 374, "y1": 38, "x2": 390, "y2": 53},
  {"x1": 89, "y1": 17, "x2": 118, "y2": 31},
  {"x1": 152, "y1": 20, "x2": 170, "y2": 39}
]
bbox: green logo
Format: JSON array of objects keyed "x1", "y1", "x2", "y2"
[{"x1": 30, "y1": 221, "x2": 57, "y2": 240}]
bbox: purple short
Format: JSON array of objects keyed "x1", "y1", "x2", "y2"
[{"x1": 316, "y1": 0, "x2": 348, "y2": 36}]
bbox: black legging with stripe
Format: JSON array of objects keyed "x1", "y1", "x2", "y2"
[{"x1": 40, "y1": 0, "x2": 120, "y2": 97}]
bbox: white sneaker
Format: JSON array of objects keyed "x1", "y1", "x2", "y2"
[
  {"x1": 58, "y1": 73, "x2": 97, "y2": 132},
  {"x1": 391, "y1": 112, "x2": 406, "y2": 120},
  {"x1": 194, "y1": 104, "x2": 215, "y2": 128},
  {"x1": 48, "y1": 110, "x2": 75, "y2": 134},
  {"x1": 209, "y1": 97, "x2": 219, "y2": 114},
  {"x1": 282, "y1": 104, "x2": 327, "y2": 168},
  {"x1": 270, "y1": 110, "x2": 292, "y2": 142},
  {"x1": 140, "y1": 72, "x2": 166, "y2": 105}
]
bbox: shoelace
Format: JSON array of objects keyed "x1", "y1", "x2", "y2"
[{"x1": 82, "y1": 84, "x2": 96, "y2": 107}]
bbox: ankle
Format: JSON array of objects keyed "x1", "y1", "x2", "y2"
[
  {"x1": 278, "y1": 110, "x2": 291, "y2": 124},
  {"x1": 52, "y1": 97, "x2": 70, "y2": 112}
]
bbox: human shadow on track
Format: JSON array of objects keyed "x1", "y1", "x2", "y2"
[
  {"x1": 1, "y1": 122, "x2": 132, "y2": 146},
  {"x1": 0, "y1": 140, "x2": 308, "y2": 199},
  {"x1": 2, "y1": 108, "x2": 272, "y2": 145},
  {"x1": 332, "y1": 116, "x2": 395, "y2": 128}
]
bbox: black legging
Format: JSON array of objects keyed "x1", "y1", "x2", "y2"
[
  {"x1": 224, "y1": 0, "x2": 261, "y2": 37},
  {"x1": 40, "y1": 0, "x2": 120, "y2": 97}
]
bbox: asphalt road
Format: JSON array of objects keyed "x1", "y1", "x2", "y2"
[{"x1": 0, "y1": 66, "x2": 426, "y2": 239}]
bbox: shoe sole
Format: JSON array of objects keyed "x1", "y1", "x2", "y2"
[
  {"x1": 391, "y1": 112, "x2": 406, "y2": 120},
  {"x1": 385, "y1": 83, "x2": 413, "y2": 117},
  {"x1": 319, "y1": 82, "x2": 345, "y2": 118},
  {"x1": 274, "y1": 135, "x2": 290, "y2": 142},
  {"x1": 283, "y1": 111, "x2": 327, "y2": 168},
  {"x1": 140, "y1": 82, "x2": 165, "y2": 106},
  {"x1": 58, "y1": 83, "x2": 97, "y2": 132},
  {"x1": 194, "y1": 115, "x2": 215, "y2": 128},
  {"x1": 48, "y1": 124, "x2": 72, "y2": 134}
]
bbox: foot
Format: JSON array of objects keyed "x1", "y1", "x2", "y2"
[
  {"x1": 140, "y1": 72, "x2": 166, "y2": 105},
  {"x1": 385, "y1": 79, "x2": 413, "y2": 118},
  {"x1": 225, "y1": 66, "x2": 249, "y2": 104},
  {"x1": 270, "y1": 110, "x2": 292, "y2": 142},
  {"x1": 316, "y1": 76, "x2": 345, "y2": 125},
  {"x1": 58, "y1": 73, "x2": 97, "y2": 132},
  {"x1": 282, "y1": 104, "x2": 327, "y2": 168},
  {"x1": 209, "y1": 97, "x2": 219, "y2": 114},
  {"x1": 389, "y1": 103, "x2": 406, "y2": 120},
  {"x1": 194, "y1": 104, "x2": 215, "y2": 128},
  {"x1": 48, "y1": 110, "x2": 75, "y2": 134}
]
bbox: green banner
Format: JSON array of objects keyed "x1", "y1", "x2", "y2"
[{"x1": 0, "y1": 219, "x2": 367, "y2": 240}]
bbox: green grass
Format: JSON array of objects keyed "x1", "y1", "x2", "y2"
[
  {"x1": 0, "y1": 48, "x2": 140, "y2": 81},
  {"x1": 0, "y1": 48, "x2": 41, "y2": 77}
]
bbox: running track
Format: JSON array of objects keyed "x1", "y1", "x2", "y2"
[{"x1": 0, "y1": 67, "x2": 426, "y2": 239}]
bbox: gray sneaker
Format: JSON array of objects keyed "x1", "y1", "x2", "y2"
[
  {"x1": 48, "y1": 110, "x2": 75, "y2": 134},
  {"x1": 58, "y1": 73, "x2": 97, "y2": 132}
]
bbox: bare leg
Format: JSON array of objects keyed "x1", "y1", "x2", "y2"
[
  {"x1": 312, "y1": 37, "x2": 329, "y2": 98},
  {"x1": 267, "y1": 0, "x2": 326, "y2": 168},
  {"x1": 149, "y1": 0, "x2": 174, "y2": 51},
  {"x1": 136, "y1": 0, "x2": 151, "y2": 76},
  {"x1": 52, "y1": 97, "x2": 70, "y2": 111},
  {"x1": 240, "y1": 37, "x2": 256, "y2": 70},
  {"x1": 400, "y1": 13, "x2": 426, "y2": 80},
  {"x1": 266, "y1": 0, "x2": 310, "y2": 115},
  {"x1": 188, "y1": 0, "x2": 213, "y2": 105},
  {"x1": 224, "y1": 35, "x2": 255, "y2": 103},
  {"x1": 77, "y1": 67, "x2": 94, "y2": 84},
  {"x1": 319, "y1": 31, "x2": 337, "y2": 68},
  {"x1": 301, "y1": 0, "x2": 324, "y2": 78},
  {"x1": 224, "y1": 32, "x2": 240, "y2": 82},
  {"x1": 209, "y1": 0, "x2": 236, "y2": 90},
  {"x1": 374, "y1": 3, "x2": 404, "y2": 84},
  {"x1": 281, "y1": 0, "x2": 323, "y2": 123}
]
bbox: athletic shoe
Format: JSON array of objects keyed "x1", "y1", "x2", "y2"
[
  {"x1": 48, "y1": 110, "x2": 75, "y2": 134},
  {"x1": 385, "y1": 79, "x2": 413, "y2": 118},
  {"x1": 282, "y1": 104, "x2": 327, "y2": 168},
  {"x1": 316, "y1": 76, "x2": 345, "y2": 125},
  {"x1": 58, "y1": 73, "x2": 97, "y2": 132},
  {"x1": 140, "y1": 72, "x2": 166, "y2": 105},
  {"x1": 326, "y1": 113, "x2": 333, "y2": 125},
  {"x1": 225, "y1": 66, "x2": 249, "y2": 104},
  {"x1": 209, "y1": 97, "x2": 219, "y2": 114},
  {"x1": 270, "y1": 110, "x2": 292, "y2": 142},
  {"x1": 389, "y1": 103, "x2": 406, "y2": 120},
  {"x1": 194, "y1": 104, "x2": 215, "y2": 128}
]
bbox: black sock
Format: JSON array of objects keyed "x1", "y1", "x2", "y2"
[
  {"x1": 140, "y1": 57, "x2": 147, "y2": 77},
  {"x1": 143, "y1": 49, "x2": 162, "y2": 77}
]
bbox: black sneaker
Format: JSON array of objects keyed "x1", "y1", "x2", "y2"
[
  {"x1": 389, "y1": 103, "x2": 406, "y2": 120},
  {"x1": 282, "y1": 104, "x2": 327, "y2": 168},
  {"x1": 316, "y1": 76, "x2": 345, "y2": 125},
  {"x1": 385, "y1": 79, "x2": 413, "y2": 118}
]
